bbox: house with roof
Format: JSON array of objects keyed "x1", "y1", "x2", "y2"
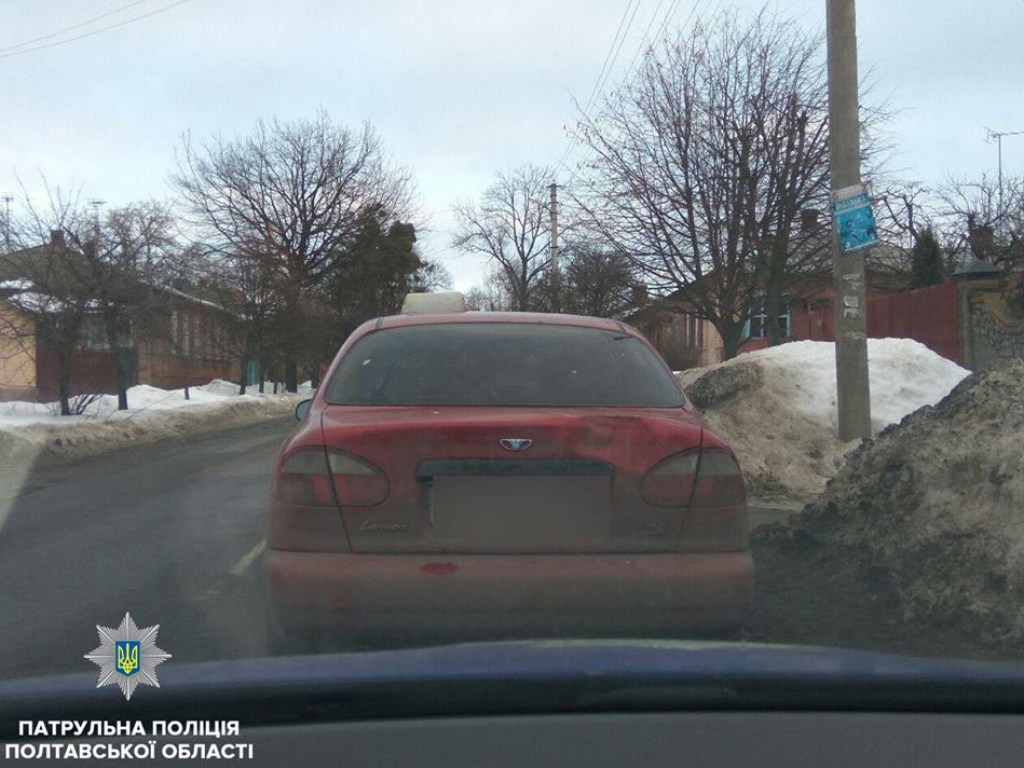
[
  {"x1": 0, "y1": 231, "x2": 241, "y2": 402},
  {"x1": 626, "y1": 226, "x2": 1024, "y2": 373},
  {"x1": 625, "y1": 230, "x2": 914, "y2": 368}
]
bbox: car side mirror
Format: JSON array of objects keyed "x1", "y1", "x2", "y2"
[{"x1": 295, "y1": 399, "x2": 312, "y2": 422}]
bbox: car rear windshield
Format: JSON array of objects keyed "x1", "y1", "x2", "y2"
[{"x1": 324, "y1": 323, "x2": 685, "y2": 407}]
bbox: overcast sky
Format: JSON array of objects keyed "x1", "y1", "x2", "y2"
[{"x1": 1, "y1": 0, "x2": 1022, "y2": 290}]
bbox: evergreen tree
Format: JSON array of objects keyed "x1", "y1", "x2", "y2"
[
  {"x1": 911, "y1": 228, "x2": 945, "y2": 288},
  {"x1": 326, "y1": 208, "x2": 423, "y2": 340}
]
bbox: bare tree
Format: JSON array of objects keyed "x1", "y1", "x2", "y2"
[
  {"x1": 192, "y1": 241, "x2": 285, "y2": 396},
  {"x1": 935, "y1": 174, "x2": 1024, "y2": 264},
  {"x1": 572, "y1": 8, "x2": 885, "y2": 357},
  {"x1": 172, "y1": 110, "x2": 414, "y2": 391},
  {"x1": 410, "y1": 259, "x2": 454, "y2": 293},
  {"x1": 452, "y1": 165, "x2": 559, "y2": 312},
  {"x1": 1, "y1": 185, "x2": 109, "y2": 414},
  {"x1": 0, "y1": 244, "x2": 91, "y2": 415},
  {"x1": 91, "y1": 202, "x2": 181, "y2": 410},
  {"x1": 547, "y1": 244, "x2": 636, "y2": 317},
  {"x1": 464, "y1": 269, "x2": 516, "y2": 312},
  {"x1": 936, "y1": 174, "x2": 1024, "y2": 312},
  {"x1": 1, "y1": 186, "x2": 183, "y2": 412},
  {"x1": 875, "y1": 181, "x2": 936, "y2": 249}
]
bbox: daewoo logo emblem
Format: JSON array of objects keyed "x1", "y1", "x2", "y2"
[{"x1": 499, "y1": 438, "x2": 533, "y2": 452}]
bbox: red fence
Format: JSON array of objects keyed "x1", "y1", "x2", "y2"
[
  {"x1": 791, "y1": 281, "x2": 960, "y2": 364},
  {"x1": 35, "y1": 346, "x2": 120, "y2": 401}
]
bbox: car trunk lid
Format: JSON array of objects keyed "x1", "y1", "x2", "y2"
[{"x1": 321, "y1": 405, "x2": 705, "y2": 554}]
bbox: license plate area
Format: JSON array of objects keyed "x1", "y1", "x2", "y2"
[{"x1": 428, "y1": 475, "x2": 612, "y2": 552}]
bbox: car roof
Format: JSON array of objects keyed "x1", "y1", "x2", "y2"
[{"x1": 373, "y1": 311, "x2": 632, "y2": 333}]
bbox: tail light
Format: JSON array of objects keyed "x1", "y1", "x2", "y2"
[
  {"x1": 327, "y1": 451, "x2": 389, "y2": 506},
  {"x1": 692, "y1": 450, "x2": 746, "y2": 508},
  {"x1": 269, "y1": 448, "x2": 388, "y2": 552},
  {"x1": 642, "y1": 447, "x2": 748, "y2": 553},
  {"x1": 641, "y1": 448, "x2": 745, "y2": 508},
  {"x1": 274, "y1": 449, "x2": 389, "y2": 509},
  {"x1": 275, "y1": 449, "x2": 336, "y2": 507},
  {"x1": 641, "y1": 450, "x2": 699, "y2": 507}
]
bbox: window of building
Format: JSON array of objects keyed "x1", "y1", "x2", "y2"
[
  {"x1": 686, "y1": 313, "x2": 704, "y2": 347},
  {"x1": 744, "y1": 296, "x2": 791, "y2": 340},
  {"x1": 81, "y1": 316, "x2": 109, "y2": 351},
  {"x1": 182, "y1": 313, "x2": 191, "y2": 356}
]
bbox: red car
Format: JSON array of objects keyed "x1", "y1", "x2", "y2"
[{"x1": 265, "y1": 295, "x2": 753, "y2": 653}]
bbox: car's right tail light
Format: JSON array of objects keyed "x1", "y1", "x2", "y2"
[
  {"x1": 690, "y1": 449, "x2": 746, "y2": 508},
  {"x1": 641, "y1": 450, "x2": 699, "y2": 507},
  {"x1": 641, "y1": 448, "x2": 744, "y2": 508},
  {"x1": 641, "y1": 447, "x2": 747, "y2": 552}
]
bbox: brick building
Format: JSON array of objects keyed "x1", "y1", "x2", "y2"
[{"x1": 0, "y1": 235, "x2": 240, "y2": 402}]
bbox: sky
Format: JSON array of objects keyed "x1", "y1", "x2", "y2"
[{"x1": 1, "y1": 0, "x2": 1023, "y2": 292}]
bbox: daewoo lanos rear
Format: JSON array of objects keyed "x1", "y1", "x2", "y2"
[{"x1": 265, "y1": 292, "x2": 753, "y2": 653}]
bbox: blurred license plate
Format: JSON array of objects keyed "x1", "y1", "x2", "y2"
[{"x1": 431, "y1": 476, "x2": 612, "y2": 543}]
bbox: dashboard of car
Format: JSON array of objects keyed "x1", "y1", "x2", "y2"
[
  {"x1": 5, "y1": 642, "x2": 1024, "y2": 767},
  {"x1": 211, "y1": 711, "x2": 1024, "y2": 767}
]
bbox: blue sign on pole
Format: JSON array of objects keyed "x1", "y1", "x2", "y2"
[{"x1": 831, "y1": 188, "x2": 879, "y2": 253}]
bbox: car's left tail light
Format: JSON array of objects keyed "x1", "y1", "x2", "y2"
[
  {"x1": 269, "y1": 448, "x2": 385, "y2": 552},
  {"x1": 327, "y1": 451, "x2": 389, "y2": 506},
  {"x1": 275, "y1": 450, "x2": 337, "y2": 507}
]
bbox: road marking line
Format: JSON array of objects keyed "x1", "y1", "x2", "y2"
[{"x1": 230, "y1": 539, "x2": 266, "y2": 576}]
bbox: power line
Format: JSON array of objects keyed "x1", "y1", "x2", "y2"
[
  {"x1": 556, "y1": 0, "x2": 724, "y2": 180},
  {"x1": 621, "y1": 0, "x2": 676, "y2": 80},
  {"x1": 581, "y1": 0, "x2": 645, "y2": 120},
  {"x1": 0, "y1": 0, "x2": 154, "y2": 55},
  {"x1": 633, "y1": 0, "x2": 721, "y2": 78},
  {"x1": 557, "y1": 0, "x2": 645, "y2": 174},
  {"x1": 0, "y1": 0, "x2": 193, "y2": 60}
]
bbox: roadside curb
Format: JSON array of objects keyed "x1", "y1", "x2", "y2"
[
  {"x1": 747, "y1": 497, "x2": 806, "y2": 530},
  {"x1": 747, "y1": 497, "x2": 806, "y2": 512},
  {"x1": 0, "y1": 396, "x2": 300, "y2": 474}
]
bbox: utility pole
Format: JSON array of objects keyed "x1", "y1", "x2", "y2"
[
  {"x1": 549, "y1": 182, "x2": 560, "y2": 311},
  {"x1": 827, "y1": 0, "x2": 872, "y2": 441},
  {"x1": 1, "y1": 195, "x2": 11, "y2": 254},
  {"x1": 985, "y1": 128, "x2": 1023, "y2": 212},
  {"x1": 87, "y1": 198, "x2": 105, "y2": 240}
]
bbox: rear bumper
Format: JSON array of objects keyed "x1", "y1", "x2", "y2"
[{"x1": 266, "y1": 550, "x2": 754, "y2": 647}]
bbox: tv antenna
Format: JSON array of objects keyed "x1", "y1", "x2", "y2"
[{"x1": 985, "y1": 128, "x2": 1024, "y2": 210}]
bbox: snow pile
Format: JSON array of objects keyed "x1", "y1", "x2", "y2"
[
  {"x1": 0, "y1": 380, "x2": 314, "y2": 426},
  {"x1": 0, "y1": 380, "x2": 312, "y2": 477},
  {"x1": 790, "y1": 361, "x2": 1024, "y2": 646},
  {"x1": 678, "y1": 339, "x2": 971, "y2": 501}
]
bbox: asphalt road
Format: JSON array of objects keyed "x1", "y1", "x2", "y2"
[
  {"x1": 0, "y1": 418, "x2": 292, "y2": 681},
  {"x1": 0, "y1": 421, "x2": 788, "y2": 682}
]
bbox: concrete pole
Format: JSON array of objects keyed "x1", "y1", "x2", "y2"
[
  {"x1": 549, "y1": 182, "x2": 560, "y2": 310},
  {"x1": 827, "y1": 0, "x2": 872, "y2": 440},
  {"x1": 997, "y1": 134, "x2": 1003, "y2": 212},
  {"x1": 1, "y1": 196, "x2": 11, "y2": 254}
]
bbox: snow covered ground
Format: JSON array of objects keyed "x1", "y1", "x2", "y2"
[
  {"x1": 0, "y1": 340, "x2": 970, "y2": 504},
  {"x1": 0, "y1": 380, "x2": 312, "y2": 485},
  {"x1": 0, "y1": 379, "x2": 313, "y2": 427},
  {"x1": 678, "y1": 339, "x2": 972, "y2": 501}
]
